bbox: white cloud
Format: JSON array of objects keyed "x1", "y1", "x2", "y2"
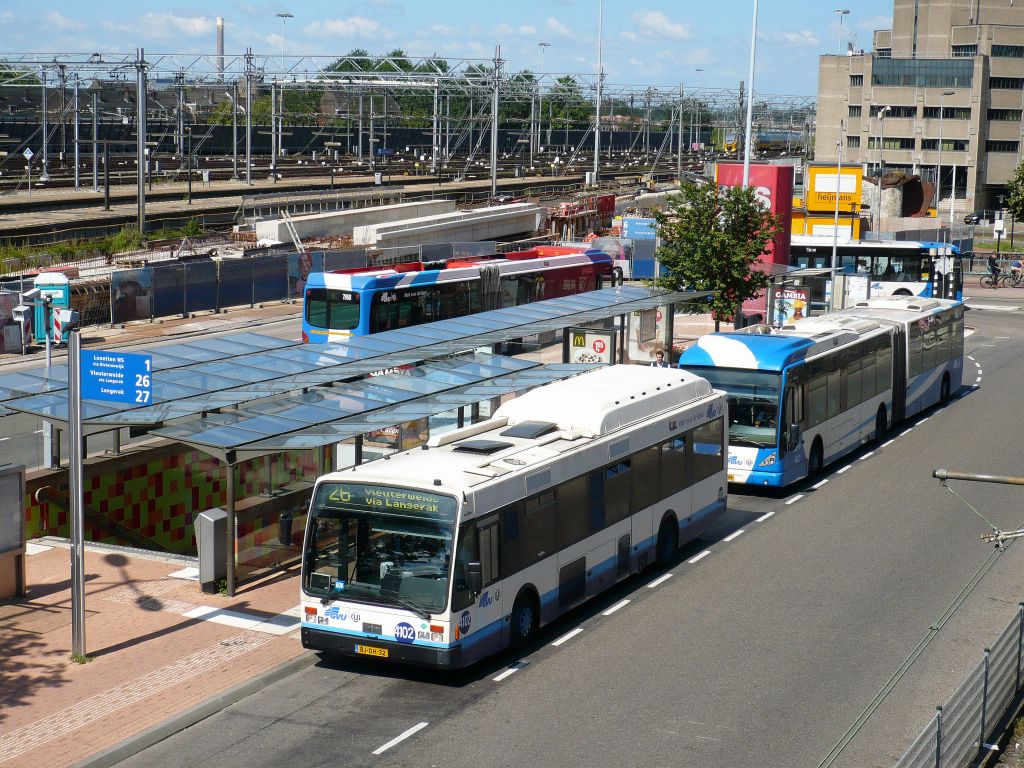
[
  {"x1": 518, "y1": 25, "x2": 537, "y2": 36},
  {"x1": 139, "y1": 13, "x2": 215, "y2": 39},
  {"x1": 545, "y1": 17, "x2": 572, "y2": 37},
  {"x1": 759, "y1": 29, "x2": 820, "y2": 47},
  {"x1": 620, "y1": 31, "x2": 638, "y2": 42},
  {"x1": 304, "y1": 17, "x2": 393, "y2": 40},
  {"x1": 46, "y1": 10, "x2": 84, "y2": 31},
  {"x1": 416, "y1": 23, "x2": 459, "y2": 38},
  {"x1": 856, "y1": 15, "x2": 892, "y2": 32},
  {"x1": 632, "y1": 10, "x2": 691, "y2": 41}
]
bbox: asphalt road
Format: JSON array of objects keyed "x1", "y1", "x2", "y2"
[{"x1": 101, "y1": 299, "x2": 1024, "y2": 768}]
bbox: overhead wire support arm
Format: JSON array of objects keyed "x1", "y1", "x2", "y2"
[{"x1": 932, "y1": 468, "x2": 1024, "y2": 547}]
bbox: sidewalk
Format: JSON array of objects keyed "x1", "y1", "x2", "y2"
[{"x1": 0, "y1": 539, "x2": 311, "y2": 768}]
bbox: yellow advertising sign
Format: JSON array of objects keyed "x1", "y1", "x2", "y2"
[{"x1": 806, "y1": 165, "x2": 863, "y2": 214}]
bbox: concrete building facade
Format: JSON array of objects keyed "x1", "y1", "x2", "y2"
[{"x1": 816, "y1": 0, "x2": 1024, "y2": 224}]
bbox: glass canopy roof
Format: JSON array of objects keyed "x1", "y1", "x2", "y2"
[{"x1": 0, "y1": 285, "x2": 704, "y2": 459}]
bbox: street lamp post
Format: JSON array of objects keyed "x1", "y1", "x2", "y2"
[
  {"x1": 538, "y1": 42, "x2": 549, "y2": 155},
  {"x1": 874, "y1": 105, "x2": 890, "y2": 234},
  {"x1": 831, "y1": 128, "x2": 845, "y2": 308},
  {"x1": 276, "y1": 12, "x2": 293, "y2": 70},
  {"x1": 742, "y1": 0, "x2": 760, "y2": 186},
  {"x1": 593, "y1": 0, "x2": 604, "y2": 186},
  {"x1": 935, "y1": 90, "x2": 955, "y2": 239},
  {"x1": 835, "y1": 9, "x2": 850, "y2": 55},
  {"x1": 693, "y1": 68, "x2": 703, "y2": 152}
]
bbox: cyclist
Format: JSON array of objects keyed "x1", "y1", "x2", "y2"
[
  {"x1": 988, "y1": 255, "x2": 1001, "y2": 288},
  {"x1": 1010, "y1": 258, "x2": 1023, "y2": 284}
]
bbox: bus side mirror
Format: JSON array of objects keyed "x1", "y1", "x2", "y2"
[
  {"x1": 787, "y1": 423, "x2": 800, "y2": 451},
  {"x1": 466, "y1": 561, "x2": 482, "y2": 595}
]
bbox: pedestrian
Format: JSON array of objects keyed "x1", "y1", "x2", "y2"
[{"x1": 651, "y1": 350, "x2": 670, "y2": 368}]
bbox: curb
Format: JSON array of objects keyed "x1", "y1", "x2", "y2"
[{"x1": 73, "y1": 650, "x2": 318, "y2": 768}]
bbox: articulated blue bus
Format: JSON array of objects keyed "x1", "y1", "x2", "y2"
[{"x1": 677, "y1": 295, "x2": 965, "y2": 487}]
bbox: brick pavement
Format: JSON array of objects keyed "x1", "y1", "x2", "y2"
[{"x1": 0, "y1": 539, "x2": 309, "y2": 768}]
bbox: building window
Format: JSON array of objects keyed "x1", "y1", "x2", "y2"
[
  {"x1": 988, "y1": 108, "x2": 1023, "y2": 121},
  {"x1": 870, "y1": 104, "x2": 917, "y2": 118},
  {"x1": 986, "y1": 140, "x2": 1020, "y2": 152},
  {"x1": 992, "y1": 44, "x2": 1024, "y2": 58},
  {"x1": 921, "y1": 139, "x2": 969, "y2": 151},
  {"x1": 867, "y1": 136, "x2": 915, "y2": 150},
  {"x1": 989, "y1": 77, "x2": 1024, "y2": 89},
  {"x1": 847, "y1": 136, "x2": 861, "y2": 148},
  {"x1": 875, "y1": 48, "x2": 892, "y2": 59},
  {"x1": 871, "y1": 58, "x2": 973, "y2": 88},
  {"x1": 922, "y1": 106, "x2": 970, "y2": 120},
  {"x1": 850, "y1": 74, "x2": 863, "y2": 87},
  {"x1": 951, "y1": 44, "x2": 978, "y2": 57},
  {"x1": 848, "y1": 105, "x2": 862, "y2": 117}
]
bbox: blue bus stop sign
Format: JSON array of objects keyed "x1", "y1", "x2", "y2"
[{"x1": 81, "y1": 350, "x2": 152, "y2": 404}]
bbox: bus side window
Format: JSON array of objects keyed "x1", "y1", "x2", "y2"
[
  {"x1": 499, "y1": 503, "x2": 523, "y2": 578},
  {"x1": 451, "y1": 520, "x2": 478, "y2": 612}
]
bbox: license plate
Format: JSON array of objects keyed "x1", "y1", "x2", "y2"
[
  {"x1": 355, "y1": 644, "x2": 388, "y2": 658},
  {"x1": 727, "y1": 474, "x2": 735, "y2": 482}
]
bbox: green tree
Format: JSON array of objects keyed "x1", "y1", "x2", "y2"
[
  {"x1": 1006, "y1": 160, "x2": 1024, "y2": 226},
  {"x1": 651, "y1": 181, "x2": 783, "y2": 330}
]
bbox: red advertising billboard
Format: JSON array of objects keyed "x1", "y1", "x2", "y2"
[
  {"x1": 716, "y1": 163, "x2": 794, "y2": 323},
  {"x1": 715, "y1": 163, "x2": 793, "y2": 266}
]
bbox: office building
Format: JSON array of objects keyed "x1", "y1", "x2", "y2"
[{"x1": 817, "y1": 0, "x2": 1024, "y2": 224}]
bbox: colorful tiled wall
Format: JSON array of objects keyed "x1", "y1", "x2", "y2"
[{"x1": 25, "y1": 441, "x2": 321, "y2": 558}]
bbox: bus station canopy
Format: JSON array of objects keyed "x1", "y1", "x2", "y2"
[{"x1": 0, "y1": 285, "x2": 708, "y2": 461}]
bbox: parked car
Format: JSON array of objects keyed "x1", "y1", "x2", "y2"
[{"x1": 964, "y1": 209, "x2": 996, "y2": 225}]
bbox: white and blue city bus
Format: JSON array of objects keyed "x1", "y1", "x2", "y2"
[
  {"x1": 299, "y1": 364, "x2": 727, "y2": 668},
  {"x1": 677, "y1": 296, "x2": 964, "y2": 487}
]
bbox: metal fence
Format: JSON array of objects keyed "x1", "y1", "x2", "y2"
[{"x1": 896, "y1": 603, "x2": 1024, "y2": 768}]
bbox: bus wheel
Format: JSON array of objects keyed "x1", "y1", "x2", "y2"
[
  {"x1": 808, "y1": 439, "x2": 824, "y2": 478},
  {"x1": 940, "y1": 374, "x2": 951, "y2": 403},
  {"x1": 655, "y1": 515, "x2": 679, "y2": 567},
  {"x1": 510, "y1": 592, "x2": 539, "y2": 649},
  {"x1": 874, "y1": 405, "x2": 888, "y2": 442},
  {"x1": 893, "y1": 289, "x2": 913, "y2": 297}
]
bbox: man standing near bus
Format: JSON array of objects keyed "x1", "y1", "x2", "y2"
[{"x1": 651, "y1": 350, "x2": 670, "y2": 368}]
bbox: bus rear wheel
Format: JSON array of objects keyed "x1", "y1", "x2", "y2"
[
  {"x1": 510, "y1": 592, "x2": 539, "y2": 649},
  {"x1": 655, "y1": 516, "x2": 679, "y2": 567}
]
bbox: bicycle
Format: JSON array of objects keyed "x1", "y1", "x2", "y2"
[
  {"x1": 980, "y1": 273, "x2": 1001, "y2": 289},
  {"x1": 1003, "y1": 270, "x2": 1024, "y2": 288}
]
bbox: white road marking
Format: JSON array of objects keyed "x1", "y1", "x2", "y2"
[
  {"x1": 492, "y1": 661, "x2": 528, "y2": 682},
  {"x1": 899, "y1": 428, "x2": 912, "y2": 436},
  {"x1": 551, "y1": 628, "x2": 583, "y2": 646},
  {"x1": 967, "y1": 355, "x2": 975, "y2": 360},
  {"x1": 918, "y1": 416, "x2": 929, "y2": 423},
  {"x1": 32, "y1": 429, "x2": 43, "y2": 434},
  {"x1": 372, "y1": 722, "x2": 429, "y2": 755},
  {"x1": 860, "y1": 451, "x2": 875, "y2": 460},
  {"x1": 602, "y1": 599, "x2": 631, "y2": 616},
  {"x1": 812, "y1": 478, "x2": 829, "y2": 489},
  {"x1": 182, "y1": 606, "x2": 300, "y2": 636},
  {"x1": 756, "y1": 511, "x2": 776, "y2": 522},
  {"x1": 837, "y1": 465, "x2": 850, "y2": 474},
  {"x1": 881, "y1": 439, "x2": 896, "y2": 448},
  {"x1": 723, "y1": 529, "x2": 745, "y2": 542},
  {"x1": 647, "y1": 572, "x2": 675, "y2": 588},
  {"x1": 0, "y1": 437, "x2": 8, "y2": 442},
  {"x1": 786, "y1": 494, "x2": 804, "y2": 505},
  {"x1": 687, "y1": 550, "x2": 711, "y2": 564},
  {"x1": 976, "y1": 376, "x2": 982, "y2": 383},
  {"x1": 977, "y1": 369, "x2": 983, "y2": 375}
]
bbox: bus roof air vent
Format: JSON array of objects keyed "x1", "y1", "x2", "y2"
[
  {"x1": 500, "y1": 420, "x2": 558, "y2": 439},
  {"x1": 452, "y1": 439, "x2": 514, "y2": 455}
]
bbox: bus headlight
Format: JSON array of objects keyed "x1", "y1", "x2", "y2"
[{"x1": 759, "y1": 452, "x2": 777, "y2": 467}]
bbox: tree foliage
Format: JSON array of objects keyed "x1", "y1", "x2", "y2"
[
  {"x1": 651, "y1": 181, "x2": 783, "y2": 328},
  {"x1": 1007, "y1": 160, "x2": 1024, "y2": 225}
]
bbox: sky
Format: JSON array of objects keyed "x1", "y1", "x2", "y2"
[{"x1": 0, "y1": 1, "x2": 895, "y2": 95}]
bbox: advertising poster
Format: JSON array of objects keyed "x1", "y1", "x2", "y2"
[
  {"x1": 770, "y1": 286, "x2": 810, "y2": 329},
  {"x1": 564, "y1": 326, "x2": 616, "y2": 365}
]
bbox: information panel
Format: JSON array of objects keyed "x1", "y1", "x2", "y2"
[{"x1": 81, "y1": 350, "x2": 153, "y2": 404}]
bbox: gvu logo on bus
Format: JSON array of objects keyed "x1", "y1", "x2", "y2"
[
  {"x1": 323, "y1": 607, "x2": 347, "y2": 621},
  {"x1": 459, "y1": 611, "x2": 472, "y2": 635},
  {"x1": 478, "y1": 591, "x2": 492, "y2": 608},
  {"x1": 394, "y1": 622, "x2": 416, "y2": 644}
]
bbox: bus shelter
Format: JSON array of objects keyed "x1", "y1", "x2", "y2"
[{"x1": 0, "y1": 285, "x2": 709, "y2": 595}]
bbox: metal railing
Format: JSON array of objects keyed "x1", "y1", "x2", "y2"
[{"x1": 896, "y1": 603, "x2": 1024, "y2": 768}]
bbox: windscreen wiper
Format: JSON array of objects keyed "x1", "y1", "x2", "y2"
[{"x1": 383, "y1": 594, "x2": 431, "y2": 620}]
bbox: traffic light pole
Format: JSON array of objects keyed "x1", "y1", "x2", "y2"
[{"x1": 68, "y1": 329, "x2": 86, "y2": 658}]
